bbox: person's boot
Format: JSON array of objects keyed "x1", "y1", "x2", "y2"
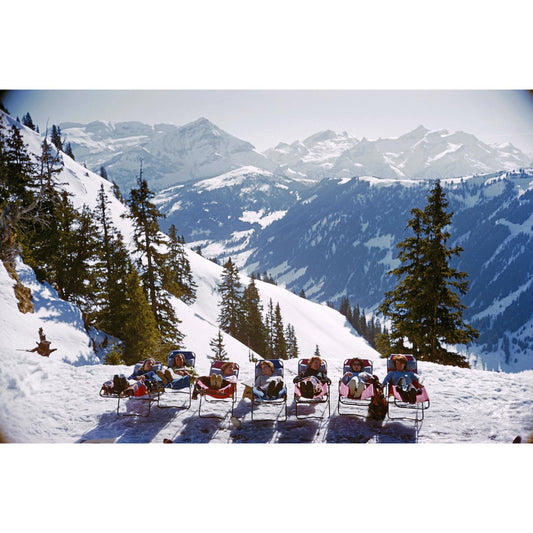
[{"x1": 408, "y1": 388, "x2": 418, "y2": 404}]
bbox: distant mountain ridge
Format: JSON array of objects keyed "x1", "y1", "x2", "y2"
[
  {"x1": 60, "y1": 118, "x2": 532, "y2": 193},
  {"x1": 61, "y1": 117, "x2": 275, "y2": 193},
  {"x1": 266, "y1": 125, "x2": 531, "y2": 181}
]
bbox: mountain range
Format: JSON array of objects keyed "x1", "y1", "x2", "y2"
[{"x1": 61, "y1": 118, "x2": 532, "y2": 192}]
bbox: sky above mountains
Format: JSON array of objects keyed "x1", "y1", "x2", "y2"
[{"x1": 2, "y1": 90, "x2": 533, "y2": 156}]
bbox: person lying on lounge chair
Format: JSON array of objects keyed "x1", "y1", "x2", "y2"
[
  {"x1": 192, "y1": 362, "x2": 237, "y2": 399},
  {"x1": 253, "y1": 360, "x2": 285, "y2": 399},
  {"x1": 293, "y1": 356, "x2": 331, "y2": 398},
  {"x1": 340, "y1": 357, "x2": 373, "y2": 398},
  {"x1": 155, "y1": 352, "x2": 195, "y2": 391},
  {"x1": 381, "y1": 354, "x2": 422, "y2": 404},
  {"x1": 101, "y1": 358, "x2": 164, "y2": 397}
]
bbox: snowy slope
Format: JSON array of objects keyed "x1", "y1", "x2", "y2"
[{"x1": 1, "y1": 253, "x2": 533, "y2": 444}]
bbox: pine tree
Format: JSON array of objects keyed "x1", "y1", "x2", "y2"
[
  {"x1": 242, "y1": 275, "x2": 268, "y2": 356},
  {"x1": 121, "y1": 267, "x2": 160, "y2": 364},
  {"x1": 22, "y1": 112, "x2": 36, "y2": 131},
  {"x1": 162, "y1": 224, "x2": 197, "y2": 304},
  {"x1": 217, "y1": 257, "x2": 245, "y2": 341},
  {"x1": 264, "y1": 298, "x2": 275, "y2": 358},
  {"x1": 100, "y1": 166, "x2": 108, "y2": 180},
  {"x1": 50, "y1": 125, "x2": 63, "y2": 151},
  {"x1": 0, "y1": 124, "x2": 38, "y2": 261},
  {"x1": 92, "y1": 184, "x2": 131, "y2": 336},
  {"x1": 208, "y1": 330, "x2": 229, "y2": 361},
  {"x1": 53, "y1": 201, "x2": 99, "y2": 315},
  {"x1": 112, "y1": 182, "x2": 123, "y2": 202},
  {"x1": 285, "y1": 323, "x2": 299, "y2": 359},
  {"x1": 379, "y1": 181, "x2": 478, "y2": 366},
  {"x1": 272, "y1": 302, "x2": 288, "y2": 359},
  {"x1": 17, "y1": 137, "x2": 64, "y2": 279},
  {"x1": 126, "y1": 164, "x2": 184, "y2": 351},
  {"x1": 64, "y1": 142, "x2": 75, "y2": 160}
]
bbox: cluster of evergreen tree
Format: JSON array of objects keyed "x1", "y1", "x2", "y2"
[
  {"x1": 0, "y1": 121, "x2": 197, "y2": 365},
  {"x1": 337, "y1": 297, "x2": 387, "y2": 349},
  {"x1": 377, "y1": 181, "x2": 478, "y2": 367},
  {"x1": 50, "y1": 124, "x2": 75, "y2": 160},
  {"x1": 217, "y1": 258, "x2": 298, "y2": 360},
  {"x1": 251, "y1": 270, "x2": 277, "y2": 285}
]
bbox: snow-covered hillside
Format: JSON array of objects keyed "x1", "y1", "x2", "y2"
[
  {"x1": 2, "y1": 253, "x2": 533, "y2": 444},
  {"x1": 154, "y1": 165, "x2": 307, "y2": 264}
]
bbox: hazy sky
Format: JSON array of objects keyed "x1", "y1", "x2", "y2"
[
  {"x1": 2, "y1": 3, "x2": 533, "y2": 154},
  {"x1": 3, "y1": 90, "x2": 533, "y2": 154}
]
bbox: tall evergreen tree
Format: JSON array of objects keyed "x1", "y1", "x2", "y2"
[
  {"x1": 53, "y1": 201, "x2": 99, "y2": 314},
  {"x1": 162, "y1": 224, "x2": 197, "y2": 304},
  {"x1": 127, "y1": 164, "x2": 184, "y2": 351},
  {"x1": 64, "y1": 142, "x2": 75, "y2": 160},
  {"x1": 285, "y1": 323, "x2": 299, "y2": 359},
  {"x1": 50, "y1": 125, "x2": 63, "y2": 151},
  {"x1": 0, "y1": 124, "x2": 39, "y2": 261},
  {"x1": 17, "y1": 137, "x2": 64, "y2": 278},
  {"x1": 264, "y1": 298, "x2": 275, "y2": 358},
  {"x1": 241, "y1": 275, "x2": 268, "y2": 356},
  {"x1": 22, "y1": 112, "x2": 36, "y2": 131},
  {"x1": 379, "y1": 181, "x2": 478, "y2": 366},
  {"x1": 217, "y1": 257, "x2": 245, "y2": 341},
  {"x1": 120, "y1": 267, "x2": 160, "y2": 364},
  {"x1": 272, "y1": 302, "x2": 288, "y2": 359},
  {"x1": 92, "y1": 184, "x2": 130, "y2": 335}
]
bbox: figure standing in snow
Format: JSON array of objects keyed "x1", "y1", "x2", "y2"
[
  {"x1": 28, "y1": 327, "x2": 57, "y2": 357},
  {"x1": 293, "y1": 356, "x2": 330, "y2": 398},
  {"x1": 340, "y1": 357, "x2": 373, "y2": 398},
  {"x1": 381, "y1": 354, "x2": 422, "y2": 404},
  {"x1": 253, "y1": 360, "x2": 285, "y2": 399}
]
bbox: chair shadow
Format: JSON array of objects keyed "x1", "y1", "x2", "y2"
[
  {"x1": 169, "y1": 413, "x2": 224, "y2": 443},
  {"x1": 78, "y1": 402, "x2": 178, "y2": 443},
  {"x1": 324, "y1": 413, "x2": 419, "y2": 443},
  {"x1": 275, "y1": 417, "x2": 321, "y2": 443}
]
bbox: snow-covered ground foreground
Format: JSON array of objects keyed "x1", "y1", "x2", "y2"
[{"x1": 2, "y1": 344, "x2": 532, "y2": 444}]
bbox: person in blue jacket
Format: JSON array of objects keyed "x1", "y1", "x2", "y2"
[{"x1": 381, "y1": 354, "x2": 422, "y2": 404}]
